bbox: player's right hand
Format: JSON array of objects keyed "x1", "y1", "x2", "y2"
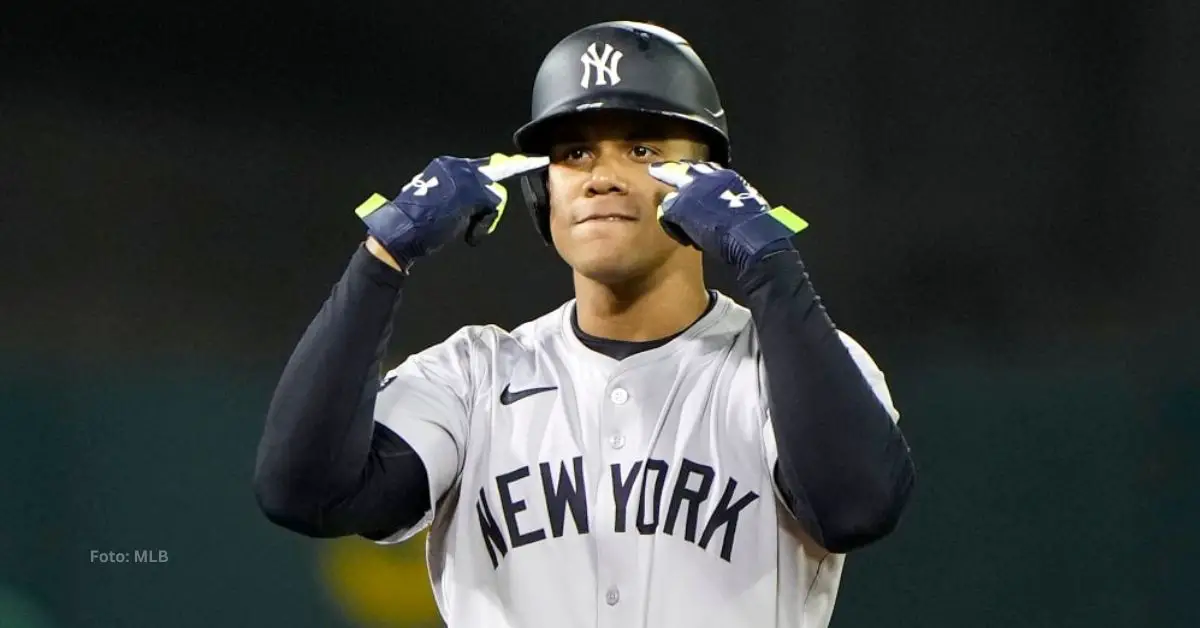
[{"x1": 354, "y1": 154, "x2": 549, "y2": 271}]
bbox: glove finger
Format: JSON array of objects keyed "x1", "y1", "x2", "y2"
[
  {"x1": 464, "y1": 208, "x2": 499, "y2": 247},
  {"x1": 647, "y1": 161, "x2": 697, "y2": 188},
  {"x1": 655, "y1": 191, "x2": 695, "y2": 248},
  {"x1": 474, "y1": 153, "x2": 550, "y2": 182},
  {"x1": 657, "y1": 190, "x2": 680, "y2": 214},
  {"x1": 481, "y1": 181, "x2": 509, "y2": 225},
  {"x1": 463, "y1": 181, "x2": 511, "y2": 247},
  {"x1": 688, "y1": 161, "x2": 724, "y2": 175},
  {"x1": 658, "y1": 216, "x2": 696, "y2": 249}
]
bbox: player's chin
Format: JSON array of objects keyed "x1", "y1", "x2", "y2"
[
  {"x1": 564, "y1": 243, "x2": 651, "y2": 284},
  {"x1": 562, "y1": 227, "x2": 635, "y2": 256}
]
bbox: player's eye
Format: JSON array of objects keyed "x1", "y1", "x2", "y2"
[
  {"x1": 630, "y1": 144, "x2": 659, "y2": 160},
  {"x1": 559, "y1": 147, "x2": 590, "y2": 164}
]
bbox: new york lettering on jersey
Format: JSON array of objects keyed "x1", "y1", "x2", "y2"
[{"x1": 474, "y1": 455, "x2": 761, "y2": 568}]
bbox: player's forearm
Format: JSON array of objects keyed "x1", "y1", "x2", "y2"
[
  {"x1": 737, "y1": 249, "x2": 915, "y2": 553},
  {"x1": 253, "y1": 243, "x2": 429, "y2": 538}
]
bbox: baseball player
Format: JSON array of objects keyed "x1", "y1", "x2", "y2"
[{"x1": 254, "y1": 21, "x2": 914, "y2": 628}]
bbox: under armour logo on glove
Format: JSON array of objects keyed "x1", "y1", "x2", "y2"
[
  {"x1": 401, "y1": 174, "x2": 440, "y2": 196},
  {"x1": 648, "y1": 161, "x2": 809, "y2": 270},
  {"x1": 720, "y1": 190, "x2": 764, "y2": 208},
  {"x1": 354, "y1": 154, "x2": 548, "y2": 269}
]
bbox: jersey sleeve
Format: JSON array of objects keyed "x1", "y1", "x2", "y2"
[
  {"x1": 760, "y1": 330, "x2": 901, "y2": 507},
  {"x1": 371, "y1": 326, "x2": 486, "y2": 544}
]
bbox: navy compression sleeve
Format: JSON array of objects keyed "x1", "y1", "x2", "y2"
[
  {"x1": 738, "y1": 249, "x2": 915, "y2": 553},
  {"x1": 253, "y1": 243, "x2": 431, "y2": 540}
]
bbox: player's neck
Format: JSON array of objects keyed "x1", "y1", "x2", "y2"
[{"x1": 572, "y1": 261, "x2": 709, "y2": 342}]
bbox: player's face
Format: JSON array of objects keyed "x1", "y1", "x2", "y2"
[{"x1": 545, "y1": 112, "x2": 708, "y2": 284}]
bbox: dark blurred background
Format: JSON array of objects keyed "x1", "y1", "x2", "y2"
[{"x1": 2, "y1": 1, "x2": 1197, "y2": 627}]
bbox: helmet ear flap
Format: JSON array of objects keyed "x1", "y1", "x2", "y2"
[{"x1": 520, "y1": 170, "x2": 553, "y2": 246}]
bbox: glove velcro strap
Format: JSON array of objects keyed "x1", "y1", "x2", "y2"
[
  {"x1": 354, "y1": 193, "x2": 392, "y2": 218},
  {"x1": 354, "y1": 194, "x2": 421, "y2": 263},
  {"x1": 727, "y1": 210, "x2": 806, "y2": 255}
]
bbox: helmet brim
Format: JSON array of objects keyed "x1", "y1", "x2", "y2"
[{"x1": 512, "y1": 93, "x2": 730, "y2": 166}]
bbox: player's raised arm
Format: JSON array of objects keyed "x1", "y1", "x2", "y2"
[
  {"x1": 650, "y1": 162, "x2": 916, "y2": 554},
  {"x1": 252, "y1": 154, "x2": 547, "y2": 540}
]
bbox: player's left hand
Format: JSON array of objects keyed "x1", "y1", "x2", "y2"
[{"x1": 648, "y1": 161, "x2": 810, "y2": 269}]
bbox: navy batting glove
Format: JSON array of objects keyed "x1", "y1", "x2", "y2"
[
  {"x1": 648, "y1": 161, "x2": 810, "y2": 270},
  {"x1": 354, "y1": 154, "x2": 549, "y2": 270}
]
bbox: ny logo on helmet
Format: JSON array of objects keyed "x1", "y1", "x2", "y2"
[
  {"x1": 580, "y1": 43, "x2": 623, "y2": 89},
  {"x1": 401, "y1": 174, "x2": 439, "y2": 197}
]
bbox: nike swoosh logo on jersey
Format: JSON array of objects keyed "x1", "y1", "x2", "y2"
[{"x1": 499, "y1": 384, "x2": 557, "y2": 405}]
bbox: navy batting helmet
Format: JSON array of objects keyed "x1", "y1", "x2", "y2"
[{"x1": 513, "y1": 21, "x2": 730, "y2": 244}]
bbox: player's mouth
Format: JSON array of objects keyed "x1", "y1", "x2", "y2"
[{"x1": 577, "y1": 213, "x2": 638, "y2": 224}]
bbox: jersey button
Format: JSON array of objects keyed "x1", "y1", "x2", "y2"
[
  {"x1": 610, "y1": 388, "x2": 629, "y2": 405},
  {"x1": 609, "y1": 434, "x2": 626, "y2": 449},
  {"x1": 605, "y1": 587, "x2": 620, "y2": 606}
]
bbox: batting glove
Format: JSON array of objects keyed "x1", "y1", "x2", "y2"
[
  {"x1": 354, "y1": 153, "x2": 549, "y2": 270},
  {"x1": 648, "y1": 161, "x2": 810, "y2": 270}
]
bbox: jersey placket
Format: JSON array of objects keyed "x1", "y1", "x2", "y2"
[{"x1": 593, "y1": 369, "x2": 648, "y2": 627}]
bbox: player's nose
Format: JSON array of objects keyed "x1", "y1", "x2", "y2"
[
  {"x1": 583, "y1": 154, "x2": 629, "y2": 197},
  {"x1": 583, "y1": 173, "x2": 628, "y2": 197}
]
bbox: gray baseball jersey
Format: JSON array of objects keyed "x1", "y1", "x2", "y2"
[{"x1": 372, "y1": 292, "x2": 899, "y2": 628}]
